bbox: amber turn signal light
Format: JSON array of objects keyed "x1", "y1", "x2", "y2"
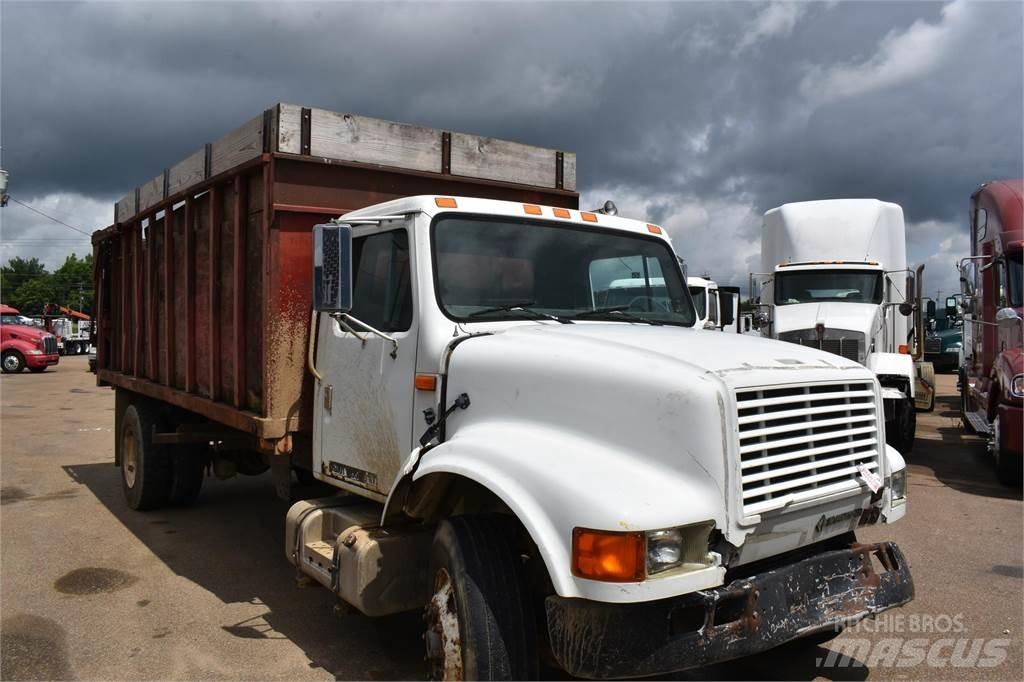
[
  {"x1": 414, "y1": 374, "x2": 437, "y2": 391},
  {"x1": 435, "y1": 197, "x2": 458, "y2": 208},
  {"x1": 572, "y1": 528, "x2": 645, "y2": 582},
  {"x1": 898, "y1": 344, "x2": 909, "y2": 354}
]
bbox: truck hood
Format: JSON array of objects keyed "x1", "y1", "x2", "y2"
[
  {"x1": 1, "y1": 323, "x2": 49, "y2": 341},
  {"x1": 774, "y1": 302, "x2": 880, "y2": 338}
]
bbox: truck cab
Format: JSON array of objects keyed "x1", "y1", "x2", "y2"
[
  {"x1": 0, "y1": 304, "x2": 61, "y2": 373},
  {"x1": 687, "y1": 276, "x2": 740, "y2": 332},
  {"x1": 958, "y1": 179, "x2": 1023, "y2": 485},
  {"x1": 755, "y1": 200, "x2": 925, "y2": 454}
]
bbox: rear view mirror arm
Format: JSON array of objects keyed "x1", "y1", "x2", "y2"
[{"x1": 332, "y1": 312, "x2": 399, "y2": 358}]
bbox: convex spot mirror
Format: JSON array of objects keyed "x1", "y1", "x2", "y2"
[
  {"x1": 313, "y1": 223, "x2": 353, "y2": 313},
  {"x1": 898, "y1": 302, "x2": 914, "y2": 317}
]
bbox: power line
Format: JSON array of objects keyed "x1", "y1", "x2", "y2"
[{"x1": 5, "y1": 197, "x2": 93, "y2": 237}]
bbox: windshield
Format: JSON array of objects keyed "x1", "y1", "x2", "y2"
[
  {"x1": 1, "y1": 314, "x2": 23, "y2": 325},
  {"x1": 433, "y1": 216, "x2": 695, "y2": 326},
  {"x1": 775, "y1": 269, "x2": 883, "y2": 305},
  {"x1": 688, "y1": 286, "x2": 707, "y2": 319},
  {"x1": 1008, "y1": 251, "x2": 1022, "y2": 307}
]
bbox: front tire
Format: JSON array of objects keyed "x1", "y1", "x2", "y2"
[
  {"x1": 425, "y1": 515, "x2": 538, "y2": 681},
  {"x1": 992, "y1": 415, "x2": 1023, "y2": 487},
  {"x1": 2, "y1": 351, "x2": 25, "y2": 374},
  {"x1": 120, "y1": 403, "x2": 171, "y2": 510},
  {"x1": 886, "y1": 398, "x2": 916, "y2": 455}
]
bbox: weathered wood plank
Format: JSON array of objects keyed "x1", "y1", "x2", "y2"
[
  {"x1": 309, "y1": 109, "x2": 442, "y2": 173},
  {"x1": 168, "y1": 149, "x2": 206, "y2": 197},
  {"x1": 277, "y1": 103, "x2": 302, "y2": 154},
  {"x1": 138, "y1": 173, "x2": 164, "y2": 213},
  {"x1": 563, "y1": 152, "x2": 577, "y2": 192},
  {"x1": 115, "y1": 194, "x2": 136, "y2": 224},
  {"x1": 450, "y1": 133, "x2": 557, "y2": 188},
  {"x1": 210, "y1": 114, "x2": 265, "y2": 176}
]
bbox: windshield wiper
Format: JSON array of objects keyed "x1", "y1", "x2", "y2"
[
  {"x1": 571, "y1": 306, "x2": 664, "y2": 326},
  {"x1": 467, "y1": 302, "x2": 573, "y2": 324}
]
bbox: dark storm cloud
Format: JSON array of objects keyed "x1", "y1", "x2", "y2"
[{"x1": 1, "y1": 1, "x2": 1021, "y2": 288}]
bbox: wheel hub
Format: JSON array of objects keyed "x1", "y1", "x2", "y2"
[
  {"x1": 3, "y1": 355, "x2": 19, "y2": 371},
  {"x1": 424, "y1": 567, "x2": 462, "y2": 681},
  {"x1": 122, "y1": 429, "x2": 139, "y2": 489}
]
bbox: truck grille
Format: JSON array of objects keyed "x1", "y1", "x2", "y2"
[
  {"x1": 42, "y1": 335, "x2": 58, "y2": 355},
  {"x1": 736, "y1": 381, "x2": 880, "y2": 517},
  {"x1": 778, "y1": 329, "x2": 864, "y2": 363},
  {"x1": 924, "y1": 337, "x2": 942, "y2": 354}
]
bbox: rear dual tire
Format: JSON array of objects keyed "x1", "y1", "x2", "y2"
[{"x1": 120, "y1": 402, "x2": 205, "y2": 511}]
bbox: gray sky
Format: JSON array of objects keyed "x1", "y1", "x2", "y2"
[{"x1": 1, "y1": 0, "x2": 1021, "y2": 299}]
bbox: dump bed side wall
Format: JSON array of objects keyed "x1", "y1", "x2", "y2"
[{"x1": 95, "y1": 154, "x2": 578, "y2": 443}]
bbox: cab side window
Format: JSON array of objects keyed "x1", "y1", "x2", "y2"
[{"x1": 350, "y1": 230, "x2": 413, "y2": 332}]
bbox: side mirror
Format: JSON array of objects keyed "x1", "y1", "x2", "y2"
[
  {"x1": 944, "y1": 297, "x2": 957, "y2": 317},
  {"x1": 720, "y1": 293, "x2": 736, "y2": 326},
  {"x1": 926, "y1": 300, "x2": 936, "y2": 319},
  {"x1": 313, "y1": 223, "x2": 353, "y2": 313},
  {"x1": 898, "y1": 302, "x2": 913, "y2": 316},
  {"x1": 995, "y1": 307, "x2": 1022, "y2": 327},
  {"x1": 753, "y1": 310, "x2": 769, "y2": 331}
]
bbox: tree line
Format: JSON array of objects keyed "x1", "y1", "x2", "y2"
[{"x1": 1, "y1": 255, "x2": 94, "y2": 315}]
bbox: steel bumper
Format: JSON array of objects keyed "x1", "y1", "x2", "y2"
[
  {"x1": 545, "y1": 541, "x2": 914, "y2": 679},
  {"x1": 998, "y1": 403, "x2": 1023, "y2": 456}
]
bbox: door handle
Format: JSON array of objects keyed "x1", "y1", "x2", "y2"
[{"x1": 324, "y1": 385, "x2": 333, "y2": 413}]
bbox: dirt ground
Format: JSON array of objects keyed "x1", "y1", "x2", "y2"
[{"x1": 1, "y1": 357, "x2": 1021, "y2": 680}]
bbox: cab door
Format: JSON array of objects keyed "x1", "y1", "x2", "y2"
[{"x1": 313, "y1": 223, "x2": 418, "y2": 500}]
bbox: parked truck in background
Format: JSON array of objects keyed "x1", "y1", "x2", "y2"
[
  {"x1": 0, "y1": 304, "x2": 61, "y2": 373},
  {"x1": 687, "y1": 275, "x2": 741, "y2": 333},
  {"x1": 93, "y1": 105, "x2": 913, "y2": 679},
  {"x1": 44, "y1": 304, "x2": 93, "y2": 355},
  {"x1": 956, "y1": 179, "x2": 1023, "y2": 486},
  {"x1": 753, "y1": 199, "x2": 930, "y2": 454}
]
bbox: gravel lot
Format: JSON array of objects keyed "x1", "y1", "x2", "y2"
[{"x1": 2, "y1": 357, "x2": 1021, "y2": 680}]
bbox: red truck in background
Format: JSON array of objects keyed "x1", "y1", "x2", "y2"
[
  {"x1": 956, "y1": 179, "x2": 1023, "y2": 486},
  {"x1": 0, "y1": 304, "x2": 61, "y2": 373}
]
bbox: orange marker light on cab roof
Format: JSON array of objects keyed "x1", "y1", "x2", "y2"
[
  {"x1": 523, "y1": 204, "x2": 542, "y2": 215},
  {"x1": 580, "y1": 212, "x2": 598, "y2": 223},
  {"x1": 414, "y1": 374, "x2": 438, "y2": 391},
  {"x1": 435, "y1": 197, "x2": 458, "y2": 208},
  {"x1": 572, "y1": 528, "x2": 645, "y2": 582},
  {"x1": 553, "y1": 208, "x2": 571, "y2": 219},
  {"x1": 647, "y1": 224, "x2": 663, "y2": 235}
]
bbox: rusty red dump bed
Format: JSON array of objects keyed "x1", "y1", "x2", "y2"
[{"x1": 93, "y1": 103, "x2": 578, "y2": 450}]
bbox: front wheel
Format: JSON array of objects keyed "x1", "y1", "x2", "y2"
[
  {"x1": 886, "y1": 398, "x2": 916, "y2": 455},
  {"x1": 425, "y1": 515, "x2": 538, "y2": 681},
  {"x1": 992, "y1": 415, "x2": 1023, "y2": 487},
  {"x1": 2, "y1": 351, "x2": 25, "y2": 374}
]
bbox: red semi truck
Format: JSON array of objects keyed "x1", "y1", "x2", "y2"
[
  {"x1": 956, "y1": 179, "x2": 1023, "y2": 485},
  {"x1": 0, "y1": 304, "x2": 61, "y2": 373}
]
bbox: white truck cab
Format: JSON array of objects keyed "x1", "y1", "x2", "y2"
[
  {"x1": 288, "y1": 195, "x2": 914, "y2": 679},
  {"x1": 755, "y1": 200, "x2": 923, "y2": 454},
  {"x1": 687, "y1": 275, "x2": 740, "y2": 333}
]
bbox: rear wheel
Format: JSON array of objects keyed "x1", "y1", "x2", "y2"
[
  {"x1": 425, "y1": 515, "x2": 538, "y2": 681},
  {"x1": 120, "y1": 403, "x2": 171, "y2": 510},
  {"x1": 168, "y1": 447, "x2": 205, "y2": 506},
  {"x1": 2, "y1": 351, "x2": 25, "y2": 374}
]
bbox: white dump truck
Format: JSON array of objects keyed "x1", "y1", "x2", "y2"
[
  {"x1": 754, "y1": 199, "x2": 924, "y2": 453},
  {"x1": 96, "y1": 107, "x2": 913, "y2": 680}
]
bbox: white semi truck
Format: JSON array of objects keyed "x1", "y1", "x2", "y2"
[
  {"x1": 754, "y1": 199, "x2": 923, "y2": 453},
  {"x1": 96, "y1": 108, "x2": 914, "y2": 680}
]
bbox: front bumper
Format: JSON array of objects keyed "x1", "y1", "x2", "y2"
[
  {"x1": 25, "y1": 353, "x2": 60, "y2": 368},
  {"x1": 545, "y1": 541, "x2": 914, "y2": 679}
]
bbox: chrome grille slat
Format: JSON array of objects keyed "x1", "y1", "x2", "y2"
[{"x1": 735, "y1": 380, "x2": 880, "y2": 516}]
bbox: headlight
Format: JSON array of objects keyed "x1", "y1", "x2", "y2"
[
  {"x1": 890, "y1": 469, "x2": 907, "y2": 503},
  {"x1": 1011, "y1": 375, "x2": 1023, "y2": 399},
  {"x1": 645, "y1": 521, "x2": 715, "y2": 576},
  {"x1": 25, "y1": 349, "x2": 42, "y2": 355}
]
